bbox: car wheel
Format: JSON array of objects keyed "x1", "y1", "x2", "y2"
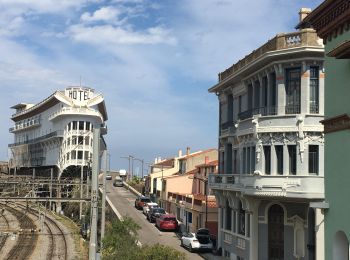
[
  {"x1": 180, "y1": 240, "x2": 184, "y2": 247},
  {"x1": 189, "y1": 244, "x2": 194, "y2": 253}
]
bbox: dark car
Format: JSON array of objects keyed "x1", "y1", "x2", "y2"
[
  {"x1": 134, "y1": 196, "x2": 151, "y2": 210},
  {"x1": 147, "y1": 207, "x2": 166, "y2": 223}
]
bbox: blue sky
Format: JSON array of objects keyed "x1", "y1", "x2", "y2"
[{"x1": 0, "y1": 0, "x2": 323, "y2": 174}]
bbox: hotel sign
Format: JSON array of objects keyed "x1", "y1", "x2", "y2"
[{"x1": 65, "y1": 87, "x2": 94, "y2": 104}]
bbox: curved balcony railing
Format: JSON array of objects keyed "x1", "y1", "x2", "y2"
[
  {"x1": 238, "y1": 106, "x2": 277, "y2": 120},
  {"x1": 9, "y1": 118, "x2": 41, "y2": 133},
  {"x1": 209, "y1": 173, "x2": 324, "y2": 199},
  {"x1": 49, "y1": 107, "x2": 103, "y2": 121}
]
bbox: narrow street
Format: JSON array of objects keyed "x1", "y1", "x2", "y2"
[{"x1": 105, "y1": 178, "x2": 210, "y2": 260}]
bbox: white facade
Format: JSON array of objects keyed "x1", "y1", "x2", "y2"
[
  {"x1": 209, "y1": 28, "x2": 325, "y2": 260},
  {"x1": 8, "y1": 87, "x2": 107, "y2": 176}
]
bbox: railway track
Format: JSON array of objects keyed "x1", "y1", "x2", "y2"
[
  {"x1": 3, "y1": 204, "x2": 38, "y2": 260},
  {"x1": 0, "y1": 210, "x2": 9, "y2": 250},
  {"x1": 0, "y1": 203, "x2": 68, "y2": 260}
]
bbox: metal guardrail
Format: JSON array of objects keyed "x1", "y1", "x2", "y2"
[{"x1": 8, "y1": 130, "x2": 64, "y2": 147}]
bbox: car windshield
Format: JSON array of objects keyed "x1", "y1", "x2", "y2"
[
  {"x1": 153, "y1": 208, "x2": 165, "y2": 214},
  {"x1": 141, "y1": 198, "x2": 151, "y2": 202},
  {"x1": 164, "y1": 217, "x2": 176, "y2": 221}
]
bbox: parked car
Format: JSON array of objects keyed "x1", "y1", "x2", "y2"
[
  {"x1": 147, "y1": 207, "x2": 166, "y2": 222},
  {"x1": 142, "y1": 202, "x2": 158, "y2": 215},
  {"x1": 134, "y1": 196, "x2": 151, "y2": 210},
  {"x1": 106, "y1": 174, "x2": 112, "y2": 180},
  {"x1": 155, "y1": 214, "x2": 178, "y2": 231},
  {"x1": 181, "y1": 228, "x2": 213, "y2": 252},
  {"x1": 113, "y1": 176, "x2": 123, "y2": 187}
]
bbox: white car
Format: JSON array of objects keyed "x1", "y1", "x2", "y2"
[
  {"x1": 142, "y1": 202, "x2": 158, "y2": 215},
  {"x1": 181, "y1": 228, "x2": 213, "y2": 252}
]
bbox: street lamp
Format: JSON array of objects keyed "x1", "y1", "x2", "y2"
[
  {"x1": 132, "y1": 158, "x2": 144, "y2": 179},
  {"x1": 120, "y1": 155, "x2": 134, "y2": 180}
]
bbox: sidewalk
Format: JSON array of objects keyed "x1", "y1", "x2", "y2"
[{"x1": 201, "y1": 252, "x2": 225, "y2": 260}]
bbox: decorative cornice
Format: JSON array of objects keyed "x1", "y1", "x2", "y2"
[
  {"x1": 321, "y1": 114, "x2": 350, "y2": 133},
  {"x1": 299, "y1": 0, "x2": 350, "y2": 43}
]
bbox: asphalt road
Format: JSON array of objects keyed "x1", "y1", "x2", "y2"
[{"x1": 105, "y1": 178, "x2": 206, "y2": 260}]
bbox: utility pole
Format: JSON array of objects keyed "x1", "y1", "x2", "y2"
[
  {"x1": 101, "y1": 150, "x2": 107, "y2": 246},
  {"x1": 89, "y1": 126, "x2": 101, "y2": 260}
]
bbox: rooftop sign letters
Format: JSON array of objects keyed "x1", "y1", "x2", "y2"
[{"x1": 65, "y1": 87, "x2": 94, "y2": 105}]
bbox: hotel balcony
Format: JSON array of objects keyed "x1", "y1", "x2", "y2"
[
  {"x1": 9, "y1": 118, "x2": 41, "y2": 133},
  {"x1": 208, "y1": 173, "x2": 324, "y2": 199},
  {"x1": 49, "y1": 107, "x2": 103, "y2": 121},
  {"x1": 8, "y1": 130, "x2": 64, "y2": 147}
]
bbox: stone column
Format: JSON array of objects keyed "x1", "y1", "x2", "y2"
[
  {"x1": 283, "y1": 144, "x2": 289, "y2": 175},
  {"x1": 274, "y1": 64, "x2": 285, "y2": 115},
  {"x1": 271, "y1": 144, "x2": 277, "y2": 175},
  {"x1": 315, "y1": 208, "x2": 325, "y2": 260},
  {"x1": 319, "y1": 66, "x2": 325, "y2": 115}
]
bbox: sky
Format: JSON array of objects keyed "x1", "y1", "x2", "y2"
[{"x1": 0, "y1": 0, "x2": 323, "y2": 175}]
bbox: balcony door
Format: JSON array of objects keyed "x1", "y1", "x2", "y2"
[
  {"x1": 285, "y1": 68, "x2": 301, "y2": 114},
  {"x1": 268, "y1": 204, "x2": 284, "y2": 260}
]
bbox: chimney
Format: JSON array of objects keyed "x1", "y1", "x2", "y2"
[
  {"x1": 178, "y1": 149, "x2": 182, "y2": 157},
  {"x1": 186, "y1": 147, "x2": 190, "y2": 156},
  {"x1": 299, "y1": 8, "x2": 311, "y2": 23},
  {"x1": 205, "y1": 156, "x2": 209, "y2": 165}
]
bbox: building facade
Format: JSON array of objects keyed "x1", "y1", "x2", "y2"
[
  {"x1": 8, "y1": 86, "x2": 107, "y2": 178},
  {"x1": 209, "y1": 10, "x2": 325, "y2": 260},
  {"x1": 299, "y1": 1, "x2": 350, "y2": 259}
]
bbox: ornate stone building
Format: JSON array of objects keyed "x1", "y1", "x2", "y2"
[
  {"x1": 298, "y1": 1, "x2": 350, "y2": 259},
  {"x1": 208, "y1": 9, "x2": 325, "y2": 260}
]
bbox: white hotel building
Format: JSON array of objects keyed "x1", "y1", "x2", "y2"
[
  {"x1": 209, "y1": 10, "x2": 325, "y2": 260},
  {"x1": 8, "y1": 87, "x2": 108, "y2": 178}
]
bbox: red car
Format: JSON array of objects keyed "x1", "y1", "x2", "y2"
[{"x1": 156, "y1": 214, "x2": 178, "y2": 231}]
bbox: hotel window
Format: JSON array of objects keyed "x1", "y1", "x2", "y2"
[
  {"x1": 72, "y1": 136, "x2": 77, "y2": 145},
  {"x1": 228, "y1": 94, "x2": 233, "y2": 122},
  {"x1": 78, "y1": 136, "x2": 84, "y2": 145},
  {"x1": 264, "y1": 146, "x2": 271, "y2": 175},
  {"x1": 238, "y1": 201, "x2": 245, "y2": 235},
  {"x1": 270, "y1": 72, "x2": 277, "y2": 109},
  {"x1": 247, "y1": 147, "x2": 251, "y2": 174},
  {"x1": 66, "y1": 153, "x2": 70, "y2": 160},
  {"x1": 86, "y1": 122, "x2": 91, "y2": 131},
  {"x1": 254, "y1": 80, "x2": 260, "y2": 110},
  {"x1": 233, "y1": 150, "x2": 238, "y2": 174},
  {"x1": 248, "y1": 84, "x2": 253, "y2": 111},
  {"x1": 84, "y1": 151, "x2": 89, "y2": 160},
  {"x1": 242, "y1": 148, "x2": 247, "y2": 174},
  {"x1": 79, "y1": 121, "x2": 84, "y2": 130},
  {"x1": 233, "y1": 210, "x2": 237, "y2": 233},
  {"x1": 225, "y1": 201, "x2": 232, "y2": 230},
  {"x1": 239, "y1": 95, "x2": 242, "y2": 113},
  {"x1": 285, "y1": 68, "x2": 301, "y2": 114},
  {"x1": 275, "y1": 145, "x2": 283, "y2": 175},
  {"x1": 68, "y1": 123, "x2": 71, "y2": 131},
  {"x1": 309, "y1": 145, "x2": 319, "y2": 175},
  {"x1": 72, "y1": 121, "x2": 77, "y2": 130},
  {"x1": 77, "y1": 151, "x2": 83, "y2": 160},
  {"x1": 288, "y1": 145, "x2": 297, "y2": 175},
  {"x1": 71, "y1": 150, "x2": 76, "y2": 159},
  {"x1": 310, "y1": 66, "x2": 319, "y2": 114},
  {"x1": 85, "y1": 136, "x2": 89, "y2": 145},
  {"x1": 67, "y1": 137, "x2": 71, "y2": 146},
  {"x1": 250, "y1": 146, "x2": 255, "y2": 174},
  {"x1": 262, "y1": 76, "x2": 268, "y2": 113}
]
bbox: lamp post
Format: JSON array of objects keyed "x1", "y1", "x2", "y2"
[
  {"x1": 120, "y1": 155, "x2": 134, "y2": 181},
  {"x1": 132, "y1": 158, "x2": 144, "y2": 178}
]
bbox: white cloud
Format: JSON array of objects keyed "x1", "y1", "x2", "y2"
[
  {"x1": 69, "y1": 24, "x2": 177, "y2": 45},
  {"x1": 81, "y1": 6, "x2": 121, "y2": 23}
]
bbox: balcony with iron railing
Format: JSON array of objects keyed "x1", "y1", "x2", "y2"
[
  {"x1": 220, "y1": 121, "x2": 236, "y2": 137},
  {"x1": 208, "y1": 173, "x2": 324, "y2": 199},
  {"x1": 238, "y1": 106, "x2": 278, "y2": 120},
  {"x1": 9, "y1": 118, "x2": 41, "y2": 133},
  {"x1": 49, "y1": 107, "x2": 103, "y2": 121}
]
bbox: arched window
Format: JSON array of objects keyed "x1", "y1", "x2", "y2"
[
  {"x1": 225, "y1": 200, "x2": 232, "y2": 230},
  {"x1": 333, "y1": 230, "x2": 349, "y2": 260}
]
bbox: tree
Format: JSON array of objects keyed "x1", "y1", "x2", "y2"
[{"x1": 102, "y1": 217, "x2": 186, "y2": 260}]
